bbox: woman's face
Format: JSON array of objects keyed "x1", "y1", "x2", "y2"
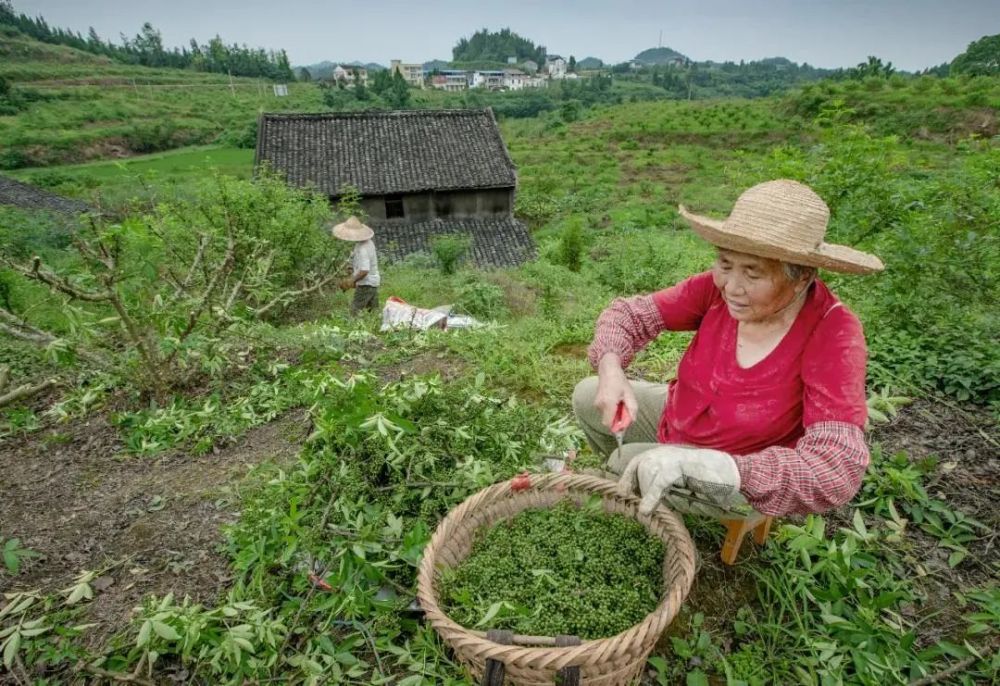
[{"x1": 711, "y1": 249, "x2": 804, "y2": 323}]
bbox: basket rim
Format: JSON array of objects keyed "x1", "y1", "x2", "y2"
[{"x1": 415, "y1": 471, "x2": 696, "y2": 671}]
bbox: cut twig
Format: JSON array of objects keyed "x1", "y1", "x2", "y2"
[{"x1": 0, "y1": 376, "x2": 58, "y2": 408}]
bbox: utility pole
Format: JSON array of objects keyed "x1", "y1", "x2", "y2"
[{"x1": 659, "y1": 30, "x2": 662, "y2": 48}]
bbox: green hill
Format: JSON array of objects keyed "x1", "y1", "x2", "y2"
[
  {"x1": 0, "y1": 25, "x2": 323, "y2": 168},
  {"x1": 634, "y1": 46, "x2": 689, "y2": 64}
]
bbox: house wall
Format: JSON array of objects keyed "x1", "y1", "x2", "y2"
[{"x1": 341, "y1": 189, "x2": 513, "y2": 222}]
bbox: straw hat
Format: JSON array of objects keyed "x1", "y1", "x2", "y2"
[
  {"x1": 330, "y1": 216, "x2": 374, "y2": 242},
  {"x1": 678, "y1": 180, "x2": 883, "y2": 274}
]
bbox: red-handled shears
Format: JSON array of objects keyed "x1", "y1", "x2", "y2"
[{"x1": 611, "y1": 401, "x2": 632, "y2": 457}]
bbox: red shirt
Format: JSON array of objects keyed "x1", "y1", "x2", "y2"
[{"x1": 651, "y1": 271, "x2": 868, "y2": 454}]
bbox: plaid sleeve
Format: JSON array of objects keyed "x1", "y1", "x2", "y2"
[
  {"x1": 587, "y1": 294, "x2": 667, "y2": 369},
  {"x1": 733, "y1": 421, "x2": 870, "y2": 516}
]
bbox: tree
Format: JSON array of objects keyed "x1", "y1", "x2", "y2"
[
  {"x1": 452, "y1": 28, "x2": 546, "y2": 64},
  {"x1": 298, "y1": 67, "x2": 312, "y2": 82},
  {"x1": 353, "y1": 69, "x2": 368, "y2": 100},
  {"x1": 384, "y1": 70, "x2": 410, "y2": 107},
  {"x1": 851, "y1": 56, "x2": 894, "y2": 79},
  {"x1": 568, "y1": 55, "x2": 576, "y2": 73},
  {"x1": 951, "y1": 34, "x2": 1000, "y2": 76}
]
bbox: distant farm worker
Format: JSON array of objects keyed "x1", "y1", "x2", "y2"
[
  {"x1": 331, "y1": 216, "x2": 381, "y2": 316},
  {"x1": 575, "y1": 180, "x2": 884, "y2": 518}
]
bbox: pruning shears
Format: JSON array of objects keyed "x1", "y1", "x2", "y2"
[{"x1": 611, "y1": 401, "x2": 632, "y2": 456}]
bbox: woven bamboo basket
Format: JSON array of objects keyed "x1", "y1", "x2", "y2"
[{"x1": 416, "y1": 472, "x2": 696, "y2": 686}]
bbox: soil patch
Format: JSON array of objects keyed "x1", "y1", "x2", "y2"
[
  {"x1": 0, "y1": 408, "x2": 309, "y2": 649},
  {"x1": 870, "y1": 399, "x2": 999, "y2": 532},
  {"x1": 379, "y1": 349, "x2": 468, "y2": 385}
]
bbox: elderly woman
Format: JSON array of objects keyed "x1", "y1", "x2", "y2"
[{"x1": 574, "y1": 180, "x2": 884, "y2": 517}]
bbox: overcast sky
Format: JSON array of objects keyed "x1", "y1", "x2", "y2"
[{"x1": 14, "y1": 0, "x2": 1000, "y2": 71}]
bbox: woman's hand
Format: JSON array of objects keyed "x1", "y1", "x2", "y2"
[{"x1": 594, "y1": 353, "x2": 638, "y2": 429}]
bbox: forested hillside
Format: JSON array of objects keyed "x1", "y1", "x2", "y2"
[{"x1": 0, "y1": 0, "x2": 293, "y2": 79}]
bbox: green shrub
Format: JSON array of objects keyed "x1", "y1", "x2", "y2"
[
  {"x1": 556, "y1": 217, "x2": 586, "y2": 272},
  {"x1": 430, "y1": 234, "x2": 471, "y2": 275},
  {"x1": 218, "y1": 119, "x2": 258, "y2": 148},
  {"x1": 455, "y1": 276, "x2": 507, "y2": 319},
  {"x1": 124, "y1": 121, "x2": 178, "y2": 154}
]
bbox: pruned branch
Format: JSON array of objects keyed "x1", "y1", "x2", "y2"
[
  {"x1": 0, "y1": 306, "x2": 57, "y2": 345},
  {"x1": 0, "y1": 307, "x2": 108, "y2": 367},
  {"x1": 0, "y1": 366, "x2": 59, "y2": 408},
  {"x1": 4, "y1": 256, "x2": 111, "y2": 303},
  {"x1": 254, "y1": 272, "x2": 340, "y2": 318},
  {"x1": 254, "y1": 256, "x2": 351, "y2": 318},
  {"x1": 0, "y1": 378, "x2": 58, "y2": 408}
]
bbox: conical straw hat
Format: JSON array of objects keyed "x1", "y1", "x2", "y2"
[
  {"x1": 330, "y1": 216, "x2": 374, "y2": 242},
  {"x1": 678, "y1": 180, "x2": 884, "y2": 275}
]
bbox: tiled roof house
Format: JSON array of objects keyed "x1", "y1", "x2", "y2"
[{"x1": 254, "y1": 109, "x2": 535, "y2": 267}]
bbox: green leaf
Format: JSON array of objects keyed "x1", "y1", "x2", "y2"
[
  {"x1": 947, "y1": 550, "x2": 967, "y2": 568},
  {"x1": 3, "y1": 632, "x2": 20, "y2": 670},
  {"x1": 137, "y1": 620, "x2": 152, "y2": 647},
  {"x1": 475, "y1": 601, "x2": 505, "y2": 628},
  {"x1": 852, "y1": 509, "x2": 869, "y2": 538},
  {"x1": 151, "y1": 620, "x2": 180, "y2": 641},
  {"x1": 686, "y1": 670, "x2": 709, "y2": 686}
]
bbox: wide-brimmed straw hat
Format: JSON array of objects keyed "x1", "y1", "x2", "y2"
[
  {"x1": 678, "y1": 179, "x2": 883, "y2": 274},
  {"x1": 330, "y1": 216, "x2": 374, "y2": 242}
]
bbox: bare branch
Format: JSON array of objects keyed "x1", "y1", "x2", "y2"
[
  {"x1": 4, "y1": 255, "x2": 111, "y2": 302},
  {"x1": 0, "y1": 377, "x2": 58, "y2": 408},
  {"x1": 254, "y1": 273, "x2": 339, "y2": 318},
  {"x1": 0, "y1": 307, "x2": 56, "y2": 345}
]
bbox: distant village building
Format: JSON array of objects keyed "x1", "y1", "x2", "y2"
[
  {"x1": 431, "y1": 70, "x2": 470, "y2": 91},
  {"x1": 332, "y1": 65, "x2": 369, "y2": 86},
  {"x1": 254, "y1": 109, "x2": 534, "y2": 267},
  {"x1": 471, "y1": 70, "x2": 505, "y2": 90},
  {"x1": 501, "y1": 69, "x2": 528, "y2": 90},
  {"x1": 545, "y1": 55, "x2": 567, "y2": 78},
  {"x1": 507, "y1": 56, "x2": 518, "y2": 65},
  {"x1": 390, "y1": 60, "x2": 425, "y2": 88},
  {"x1": 521, "y1": 59, "x2": 539, "y2": 74}
]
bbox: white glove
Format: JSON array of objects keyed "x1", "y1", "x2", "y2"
[{"x1": 618, "y1": 445, "x2": 742, "y2": 515}]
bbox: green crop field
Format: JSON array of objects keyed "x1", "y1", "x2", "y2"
[{"x1": 1, "y1": 19, "x2": 998, "y2": 686}]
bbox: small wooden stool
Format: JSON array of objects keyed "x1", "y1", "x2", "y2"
[{"x1": 719, "y1": 514, "x2": 773, "y2": 565}]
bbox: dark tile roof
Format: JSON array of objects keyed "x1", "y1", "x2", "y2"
[
  {"x1": 0, "y1": 175, "x2": 90, "y2": 215},
  {"x1": 372, "y1": 217, "x2": 535, "y2": 268},
  {"x1": 255, "y1": 109, "x2": 518, "y2": 197}
]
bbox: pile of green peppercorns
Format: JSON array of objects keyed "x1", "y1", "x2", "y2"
[{"x1": 438, "y1": 499, "x2": 665, "y2": 640}]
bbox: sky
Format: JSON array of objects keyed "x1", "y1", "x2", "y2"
[{"x1": 13, "y1": 0, "x2": 1000, "y2": 71}]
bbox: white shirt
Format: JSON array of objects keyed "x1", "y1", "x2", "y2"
[{"x1": 351, "y1": 240, "x2": 380, "y2": 287}]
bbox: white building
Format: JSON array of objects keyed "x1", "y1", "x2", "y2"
[
  {"x1": 545, "y1": 55, "x2": 567, "y2": 78},
  {"x1": 332, "y1": 65, "x2": 369, "y2": 86},
  {"x1": 472, "y1": 70, "x2": 504, "y2": 90},
  {"x1": 502, "y1": 69, "x2": 528, "y2": 90}
]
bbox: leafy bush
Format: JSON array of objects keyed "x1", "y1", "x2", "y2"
[
  {"x1": 455, "y1": 276, "x2": 507, "y2": 319},
  {"x1": 555, "y1": 217, "x2": 586, "y2": 272},
  {"x1": 218, "y1": 118, "x2": 258, "y2": 148},
  {"x1": 124, "y1": 121, "x2": 179, "y2": 154},
  {"x1": 429, "y1": 234, "x2": 471, "y2": 275}
]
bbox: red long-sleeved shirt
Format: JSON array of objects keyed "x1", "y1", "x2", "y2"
[{"x1": 588, "y1": 272, "x2": 871, "y2": 516}]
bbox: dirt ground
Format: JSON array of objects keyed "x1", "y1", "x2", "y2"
[{"x1": 0, "y1": 408, "x2": 309, "y2": 651}]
